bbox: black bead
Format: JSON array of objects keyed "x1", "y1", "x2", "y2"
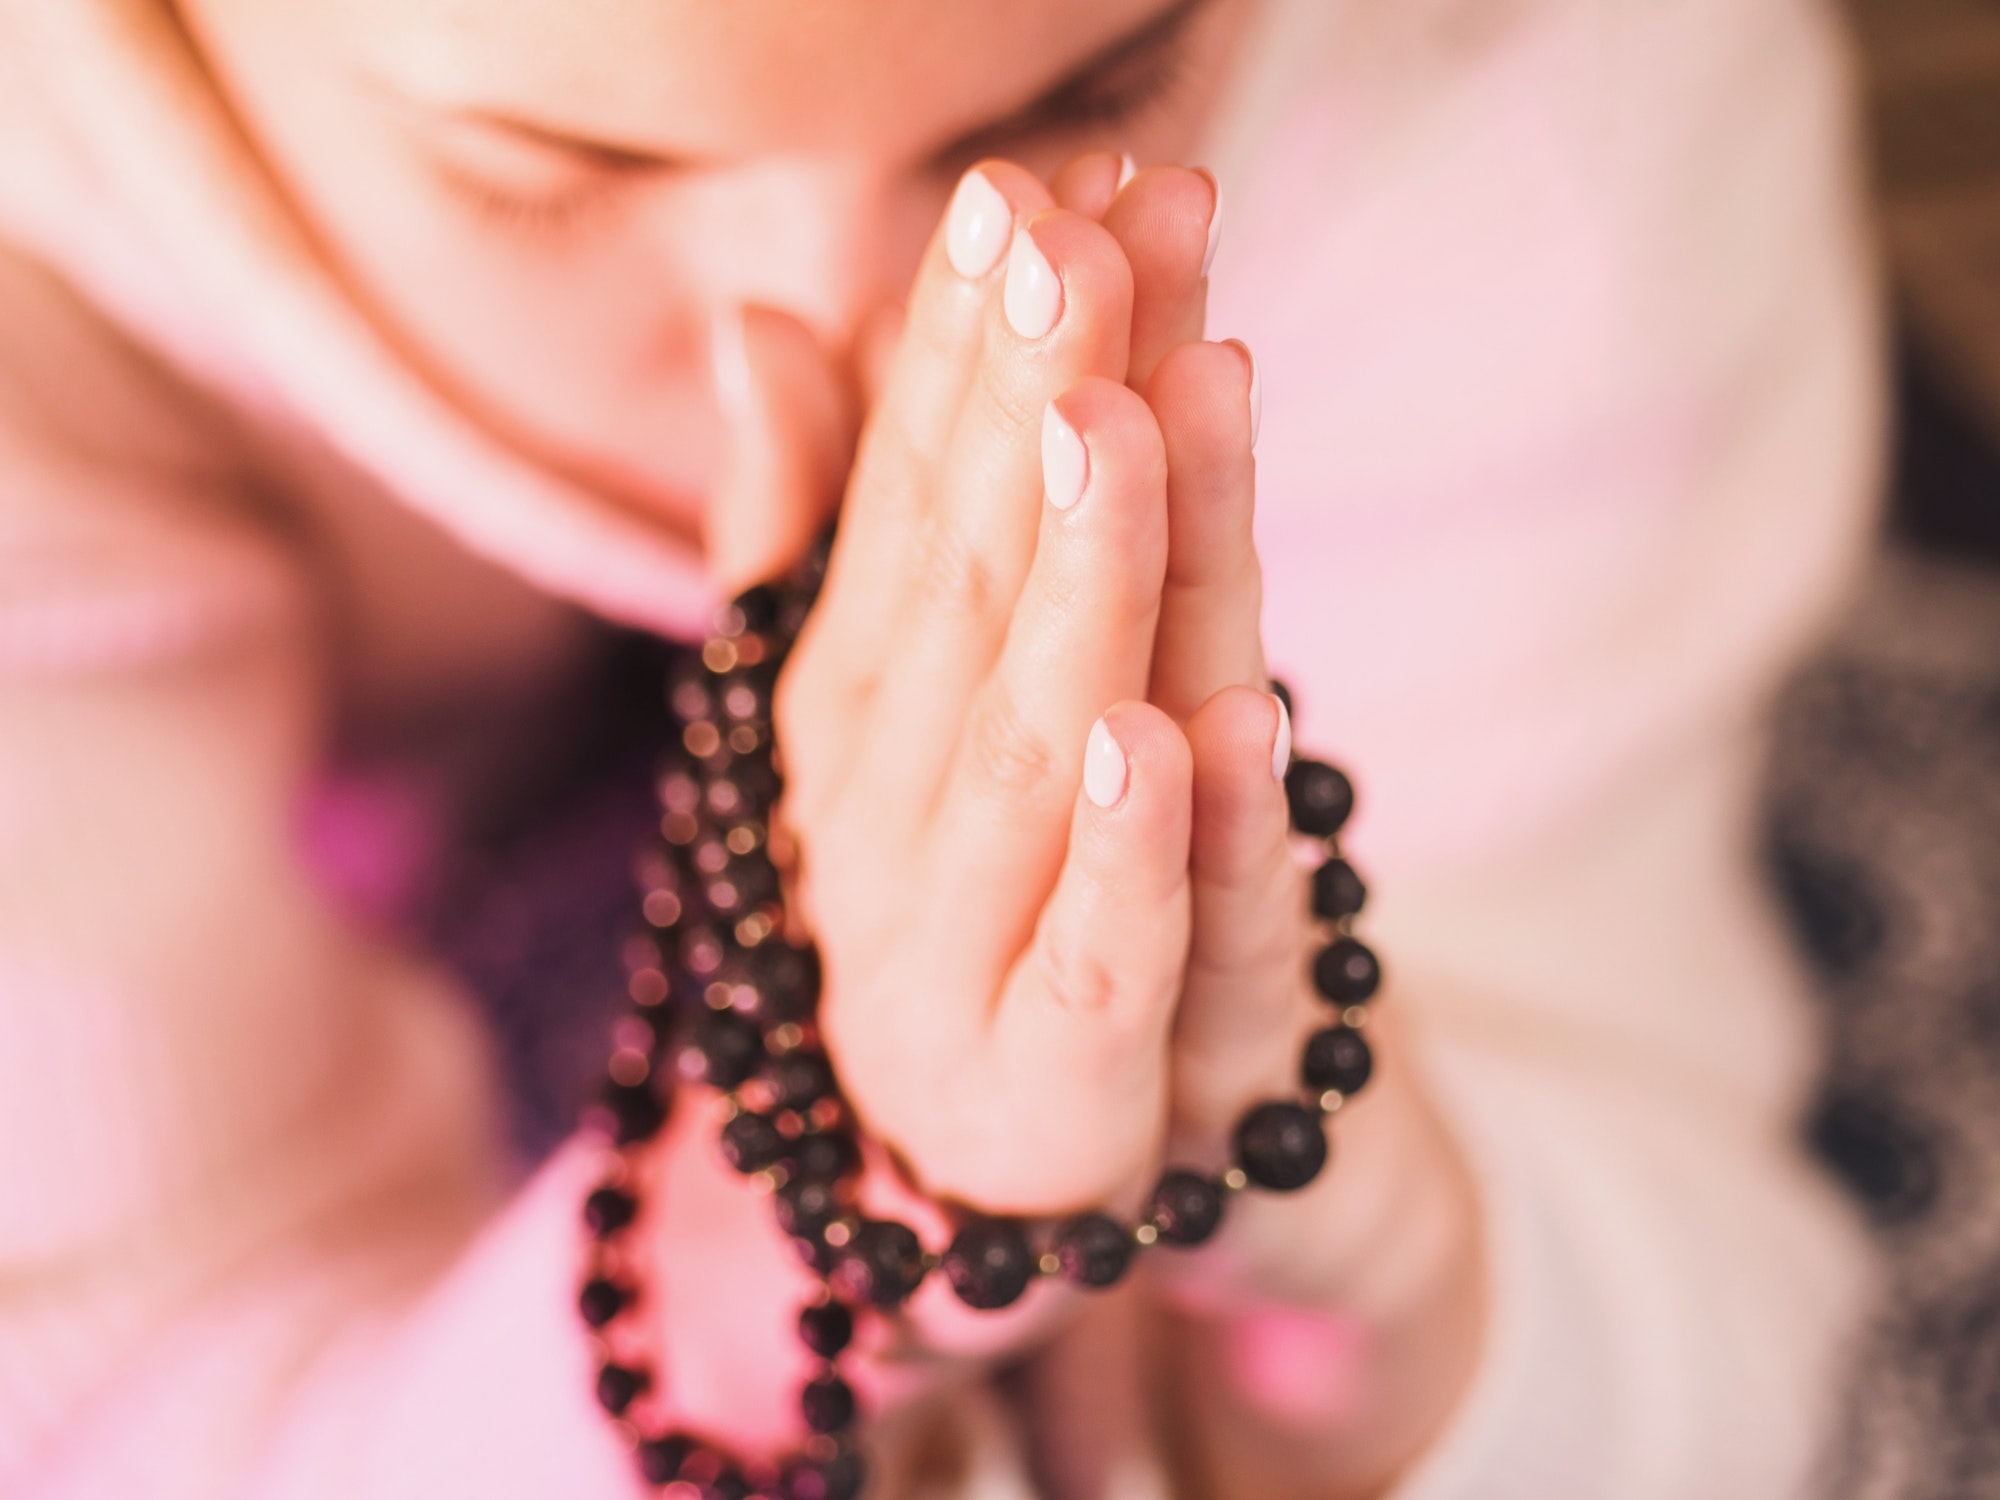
[
  {"x1": 747, "y1": 943, "x2": 822, "y2": 1021},
  {"x1": 637, "y1": 1435, "x2": 693, "y2": 1484},
  {"x1": 1053, "y1": 1212, "x2": 1134, "y2": 1289},
  {"x1": 689, "y1": 1011, "x2": 764, "y2": 1090},
  {"x1": 730, "y1": 583, "x2": 781, "y2": 635},
  {"x1": 774, "y1": 1177, "x2": 841, "y2": 1241},
  {"x1": 1310, "y1": 858, "x2": 1368, "y2": 921},
  {"x1": 941, "y1": 1219, "x2": 1035, "y2": 1310},
  {"x1": 583, "y1": 1185, "x2": 638, "y2": 1238},
  {"x1": 797, "y1": 1301, "x2": 854, "y2": 1358},
  {"x1": 835, "y1": 1219, "x2": 930, "y2": 1308},
  {"x1": 787, "y1": 1130, "x2": 860, "y2": 1184},
  {"x1": 701, "y1": 1468, "x2": 751, "y2": 1500},
  {"x1": 1285, "y1": 758, "x2": 1354, "y2": 837},
  {"x1": 783, "y1": 1448, "x2": 867, "y2": 1500},
  {"x1": 1234, "y1": 1101, "x2": 1329, "y2": 1192},
  {"x1": 595, "y1": 1361, "x2": 649, "y2": 1415},
  {"x1": 765, "y1": 1051, "x2": 837, "y2": 1110},
  {"x1": 577, "y1": 1277, "x2": 628, "y2": 1328},
  {"x1": 601, "y1": 1078, "x2": 667, "y2": 1145},
  {"x1": 1269, "y1": 677, "x2": 1294, "y2": 717},
  {"x1": 720, "y1": 1110, "x2": 787, "y2": 1173},
  {"x1": 1312, "y1": 936, "x2": 1381, "y2": 1005},
  {"x1": 1302, "y1": 1025, "x2": 1373, "y2": 1097},
  {"x1": 1149, "y1": 1171, "x2": 1226, "y2": 1246},
  {"x1": 801, "y1": 1371, "x2": 858, "y2": 1433}
]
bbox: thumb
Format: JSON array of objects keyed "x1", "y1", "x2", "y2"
[{"x1": 703, "y1": 304, "x2": 856, "y2": 594}]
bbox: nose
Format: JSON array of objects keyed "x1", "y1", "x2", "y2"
[{"x1": 673, "y1": 157, "x2": 934, "y2": 366}]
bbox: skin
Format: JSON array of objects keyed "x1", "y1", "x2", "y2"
[{"x1": 173, "y1": 0, "x2": 1484, "y2": 1494}]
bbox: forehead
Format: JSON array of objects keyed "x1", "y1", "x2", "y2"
[{"x1": 359, "y1": 0, "x2": 1168, "y2": 154}]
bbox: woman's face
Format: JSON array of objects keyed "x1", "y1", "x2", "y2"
[{"x1": 176, "y1": 0, "x2": 1256, "y2": 538}]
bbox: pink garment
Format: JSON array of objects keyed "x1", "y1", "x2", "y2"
[{"x1": 0, "y1": 0, "x2": 1882, "y2": 1496}]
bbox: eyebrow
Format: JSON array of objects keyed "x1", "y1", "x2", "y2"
[{"x1": 407, "y1": 0, "x2": 1214, "y2": 172}]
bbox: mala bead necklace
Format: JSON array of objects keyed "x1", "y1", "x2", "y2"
[{"x1": 577, "y1": 547, "x2": 1379, "y2": 1500}]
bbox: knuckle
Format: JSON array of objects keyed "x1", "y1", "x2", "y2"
[
  {"x1": 1037, "y1": 938, "x2": 1127, "y2": 1015},
  {"x1": 963, "y1": 681, "x2": 1057, "y2": 803},
  {"x1": 912, "y1": 520, "x2": 1000, "y2": 622}
]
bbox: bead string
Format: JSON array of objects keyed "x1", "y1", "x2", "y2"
[{"x1": 577, "y1": 545, "x2": 1378, "y2": 1500}]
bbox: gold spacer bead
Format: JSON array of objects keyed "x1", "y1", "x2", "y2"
[
  {"x1": 1038, "y1": 1252, "x2": 1062, "y2": 1277},
  {"x1": 1319, "y1": 1089, "x2": 1346, "y2": 1114},
  {"x1": 1221, "y1": 1167, "x2": 1248, "y2": 1192},
  {"x1": 1133, "y1": 1223, "x2": 1159, "y2": 1246},
  {"x1": 1342, "y1": 1005, "x2": 1370, "y2": 1030}
]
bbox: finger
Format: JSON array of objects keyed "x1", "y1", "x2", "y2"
[
  {"x1": 788, "y1": 164, "x2": 1051, "y2": 731},
  {"x1": 1145, "y1": 338, "x2": 1265, "y2": 721},
  {"x1": 1102, "y1": 167, "x2": 1219, "y2": 393},
  {"x1": 1051, "y1": 149, "x2": 1133, "y2": 220},
  {"x1": 988, "y1": 701, "x2": 1193, "y2": 1211},
  {"x1": 859, "y1": 209, "x2": 1137, "y2": 814},
  {"x1": 918, "y1": 377, "x2": 1168, "y2": 967},
  {"x1": 703, "y1": 304, "x2": 854, "y2": 594},
  {"x1": 1174, "y1": 686, "x2": 1311, "y2": 1139}
]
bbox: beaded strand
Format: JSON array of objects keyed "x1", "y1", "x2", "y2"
[{"x1": 577, "y1": 551, "x2": 1377, "y2": 1500}]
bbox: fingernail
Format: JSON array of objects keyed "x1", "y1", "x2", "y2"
[
  {"x1": 711, "y1": 305, "x2": 751, "y2": 416},
  {"x1": 1246, "y1": 345, "x2": 1262, "y2": 449},
  {"x1": 1116, "y1": 153, "x2": 1137, "y2": 190},
  {"x1": 1042, "y1": 401, "x2": 1089, "y2": 511},
  {"x1": 1270, "y1": 694, "x2": 1291, "y2": 783},
  {"x1": 1084, "y1": 718, "x2": 1128, "y2": 808},
  {"x1": 946, "y1": 170, "x2": 1012, "y2": 279},
  {"x1": 1004, "y1": 225, "x2": 1063, "y2": 340},
  {"x1": 1201, "y1": 173, "x2": 1224, "y2": 278}
]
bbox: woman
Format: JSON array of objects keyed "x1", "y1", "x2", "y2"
[{"x1": 0, "y1": 0, "x2": 1881, "y2": 1495}]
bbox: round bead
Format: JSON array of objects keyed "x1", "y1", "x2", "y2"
[
  {"x1": 748, "y1": 943, "x2": 823, "y2": 1021},
  {"x1": 600, "y1": 1078, "x2": 666, "y2": 1145},
  {"x1": 577, "y1": 1277, "x2": 627, "y2": 1329},
  {"x1": 941, "y1": 1219, "x2": 1035, "y2": 1310},
  {"x1": 719, "y1": 1110, "x2": 787, "y2": 1173},
  {"x1": 583, "y1": 1185, "x2": 638, "y2": 1238},
  {"x1": 730, "y1": 583, "x2": 781, "y2": 635},
  {"x1": 801, "y1": 1371, "x2": 858, "y2": 1433},
  {"x1": 689, "y1": 1011, "x2": 763, "y2": 1090},
  {"x1": 834, "y1": 1219, "x2": 929, "y2": 1308},
  {"x1": 1302, "y1": 1025, "x2": 1374, "y2": 1097},
  {"x1": 1310, "y1": 858, "x2": 1368, "y2": 921},
  {"x1": 787, "y1": 1131, "x2": 860, "y2": 1185},
  {"x1": 636, "y1": 1436, "x2": 693, "y2": 1484},
  {"x1": 797, "y1": 1301, "x2": 854, "y2": 1358},
  {"x1": 594, "y1": 1361, "x2": 648, "y2": 1416},
  {"x1": 774, "y1": 1178, "x2": 840, "y2": 1241},
  {"x1": 1312, "y1": 937, "x2": 1382, "y2": 1005},
  {"x1": 1285, "y1": 758, "x2": 1355, "y2": 837},
  {"x1": 1053, "y1": 1212, "x2": 1134, "y2": 1289},
  {"x1": 783, "y1": 1449, "x2": 867, "y2": 1500},
  {"x1": 1148, "y1": 1171, "x2": 1227, "y2": 1247},
  {"x1": 765, "y1": 1051, "x2": 836, "y2": 1110},
  {"x1": 1233, "y1": 1101, "x2": 1330, "y2": 1192}
]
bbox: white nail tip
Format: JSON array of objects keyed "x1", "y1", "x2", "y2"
[
  {"x1": 1247, "y1": 347, "x2": 1262, "y2": 449},
  {"x1": 1042, "y1": 403, "x2": 1088, "y2": 511},
  {"x1": 1084, "y1": 718, "x2": 1128, "y2": 809},
  {"x1": 1202, "y1": 177, "x2": 1224, "y2": 278},
  {"x1": 946, "y1": 171, "x2": 1011, "y2": 279},
  {"x1": 1271, "y1": 695, "x2": 1292, "y2": 783},
  {"x1": 1004, "y1": 228, "x2": 1062, "y2": 340},
  {"x1": 1116, "y1": 153, "x2": 1137, "y2": 190}
]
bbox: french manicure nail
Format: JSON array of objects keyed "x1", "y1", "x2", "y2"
[
  {"x1": 946, "y1": 170, "x2": 1011, "y2": 279},
  {"x1": 1004, "y1": 226, "x2": 1062, "y2": 340},
  {"x1": 1084, "y1": 718, "x2": 1128, "y2": 808},
  {"x1": 1202, "y1": 174, "x2": 1224, "y2": 278},
  {"x1": 1271, "y1": 694, "x2": 1292, "y2": 783},
  {"x1": 1042, "y1": 402, "x2": 1088, "y2": 511},
  {"x1": 1116, "y1": 153, "x2": 1137, "y2": 190},
  {"x1": 711, "y1": 305, "x2": 751, "y2": 415}
]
